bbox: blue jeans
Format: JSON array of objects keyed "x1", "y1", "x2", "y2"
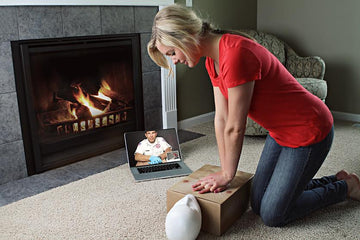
[{"x1": 250, "y1": 126, "x2": 347, "y2": 227}]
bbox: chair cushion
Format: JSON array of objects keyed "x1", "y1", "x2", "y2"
[
  {"x1": 245, "y1": 118, "x2": 268, "y2": 136},
  {"x1": 296, "y1": 78, "x2": 327, "y2": 101}
]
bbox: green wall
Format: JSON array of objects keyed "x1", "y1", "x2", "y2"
[
  {"x1": 171, "y1": 0, "x2": 360, "y2": 121},
  {"x1": 258, "y1": 0, "x2": 360, "y2": 116},
  {"x1": 174, "y1": 0, "x2": 257, "y2": 121}
]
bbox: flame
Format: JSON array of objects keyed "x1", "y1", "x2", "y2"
[
  {"x1": 72, "y1": 81, "x2": 112, "y2": 117},
  {"x1": 96, "y1": 80, "x2": 112, "y2": 101},
  {"x1": 101, "y1": 80, "x2": 111, "y2": 90},
  {"x1": 95, "y1": 92, "x2": 111, "y2": 102},
  {"x1": 71, "y1": 107, "x2": 77, "y2": 119}
]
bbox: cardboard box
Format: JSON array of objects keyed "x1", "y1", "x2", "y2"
[{"x1": 167, "y1": 164, "x2": 253, "y2": 236}]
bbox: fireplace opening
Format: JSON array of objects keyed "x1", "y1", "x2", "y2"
[{"x1": 12, "y1": 34, "x2": 144, "y2": 175}]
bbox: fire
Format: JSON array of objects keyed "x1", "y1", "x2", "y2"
[
  {"x1": 72, "y1": 80, "x2": 112, "y2": 118},
  {"x1": 101, "y1": 80, "x2": 111, "y2": 90},
  {"x1": 39, "y1": 78, "x2": 130, "y2": 136},
  {"x1": 97, "y1": 81, "x2": 112, "y2": 101},
  {"x1": 71, "y1": 107, "x2": 77, "y2": 119}
]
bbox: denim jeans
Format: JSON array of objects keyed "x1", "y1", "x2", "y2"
[{"x1": 250, "y1": 126, "x2": 347, "y2": 227}]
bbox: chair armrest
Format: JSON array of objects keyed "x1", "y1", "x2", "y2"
[
  {"x1": 286, "y1": 53, "x2": 326, "y2": 79},
  {"x1": 285, "y1": 45, "x2": 325, "y2": 79},
  {"x1": 296, "y1": 77, "x2": 327, "y2": 102}
]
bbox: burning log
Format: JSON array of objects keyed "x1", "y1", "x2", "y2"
[
  {"x1": 100, "y1": 88, "x2": 129, "y2": 105},
  {"x1": 75, "y1": 104, "x2": 92, "y2": 119},
  {"x1": 54, "y1": 90, "x2": 77, "y2": 104},
  {"x1": 90, "y1": 95, "x2": 111, "y2": 111},
  {"x1": 55, "y1": 89, "x2": 111, "y2": 113},
  {"x1": 39, "y1": 109, "x2": 76, "y2": 125},
  {"x1": 38, "y1": 99, "x2": 76, "y2": 125}
]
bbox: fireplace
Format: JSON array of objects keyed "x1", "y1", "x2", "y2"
[{"x1": 11, "y1": 34, "x2": 144, "y2": 175}]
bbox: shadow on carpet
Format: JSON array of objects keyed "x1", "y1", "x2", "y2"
[{"x1": 178, "y1": 129, "x2": 205, "y2": 144}]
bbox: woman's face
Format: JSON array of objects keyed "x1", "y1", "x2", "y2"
[{"x1": 156, "y1": 42, "x2": 199, "y2": 68}]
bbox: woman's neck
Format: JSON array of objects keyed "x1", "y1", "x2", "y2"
[{"x1": 201, "y1": 33, "x2": 222, "y2": 63}]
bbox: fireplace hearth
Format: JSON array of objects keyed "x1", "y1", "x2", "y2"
[{"x1": 11, "y1": 34, "x2": 144, "y2": 175}]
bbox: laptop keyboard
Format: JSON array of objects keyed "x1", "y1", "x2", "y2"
[{"x1": 137, "y1": 163, "x2": 181, "y2": 174}]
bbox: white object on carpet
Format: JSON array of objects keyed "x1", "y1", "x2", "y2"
[{"x1": 165, "y1": 194, "x2": 201, "y2": 240}]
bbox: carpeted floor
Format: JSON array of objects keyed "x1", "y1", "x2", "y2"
[{"x1": 0, "y1": 120, "x2": 359, "y2": 239}]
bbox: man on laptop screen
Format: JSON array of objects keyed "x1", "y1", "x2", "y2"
[
  {"x1": 134, "y1": 130, "x2": 172, "y2": 166},
  {"x1": 124, "y1": 128, "x2": 192, "y2": 182}
]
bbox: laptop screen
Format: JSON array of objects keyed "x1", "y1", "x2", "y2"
[{"x1": 124, "y1": 128, "x2": 182, "y2": 168}]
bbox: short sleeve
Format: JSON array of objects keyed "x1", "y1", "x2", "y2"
[
  {"x1": 221, "y1": 47, "x2": 261, "y2": 88},
  {"x1": 158, "y1": 137, "x2": 172, "y2": 150},
  {"x1": 134, "y1": 141, "x2": 144, "y2": 155}
]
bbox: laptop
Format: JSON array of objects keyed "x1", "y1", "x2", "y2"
[{"x1": 124, "y1": 128, "x2": 192, "y2": 182}]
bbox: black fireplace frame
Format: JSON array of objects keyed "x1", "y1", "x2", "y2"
[{"x1": 11, "y1": 34, "x2": 144, "y2": 175}]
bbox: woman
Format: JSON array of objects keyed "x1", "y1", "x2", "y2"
[{"x1": 147, "y1": 4, "x2": 360, "y2": 226}]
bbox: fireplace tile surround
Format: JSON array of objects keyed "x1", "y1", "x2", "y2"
[{"x1": 0, "y1": 6, "x2": 162, "y2": 185}]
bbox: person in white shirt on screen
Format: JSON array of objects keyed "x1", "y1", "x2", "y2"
[{"x1": 134, "y1": 130, "x2": 172, "y2": 166}]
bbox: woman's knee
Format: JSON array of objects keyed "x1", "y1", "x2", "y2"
[
  {"x1": 251, "y1": 194, "x2": 287, "y2": 227},
  {"x1": 259, "y1": 205, "x2": 287, "y2": 227}
]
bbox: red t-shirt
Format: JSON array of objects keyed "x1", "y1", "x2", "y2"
[{"x1": 206, "y1": 33, "x2": 333, "y2": 148}]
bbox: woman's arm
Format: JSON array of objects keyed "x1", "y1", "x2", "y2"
[
  {"x1": 222, "y1": 81, "x2": 254, "y2": 179},
  {"x1": 213, "y1": 86, "x2": 228, "y2": 170},
  {"x1": 193, "y1": 81, "x2": 255, "y2": 193}
]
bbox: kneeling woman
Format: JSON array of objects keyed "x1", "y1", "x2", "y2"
[{"x1": 147, "y1": 4, "x2": 360, "y2": 226}]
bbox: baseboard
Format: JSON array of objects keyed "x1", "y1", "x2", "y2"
[
  {"x1": 178, "y1": 111, "x2": 215, "y2": 129},
  {"x1": 331, "y1": 111, "x2": 360, "y2": 122}
]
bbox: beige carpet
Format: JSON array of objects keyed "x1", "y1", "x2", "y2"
[{"x1": 0, "y1": 120, "x2": 359, "y2": 239}]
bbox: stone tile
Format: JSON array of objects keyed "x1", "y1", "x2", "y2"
[
  {"x1": 33, "y1": 167, "x2": 83, "y2": 188},
  {"x1": 62, "y1": 7, "x2": 101, "y2": 37},
  {"x1": 0, "y1": 195, "x2": 7, "y2": 207},
  {"x1": 99, "y1": 148, "x2": 128, "y2": 166},
  {"x1": 0, "y1": 7, "x2": 19, "y2": 41},
  {"x1": 0, "y1": 92, "x2": 22, "y2": 145},
  {"x1": 140, "y1": 33, "x2": 160, "y2": 73},
  {"x1": 61, "y1": 155, "x2": 119, "y2": 179},
  {"x1": 142, "y1": 71, "x2": 161, "y2": 111},
  {"x1": 101, "y1": 6, "x2": 134, "y2": 34},
  {"x1": 0, "y1": 150, "x2": 124, "y2": 206},
  {"x1": 144, "y1": 108, "x2": 162, "y2": 130},
  {"x1": 0, "y1": 140, "x2": 27, "y2": 185},
  {"x1": 134, "y1": 6, "x2": 157, "y2": 33},
  {"x1": 0, "y1": 178, "x2": 37, "y2": 205},
  {"x1": 0, "y1": 42, "x2": 16, "y2": 93},
  {"x1": 17, "y1": 6, "x2": 63, "y2": 40},
  {"x1": 0, "y1": 170, "x2": 67, "y2": 205}
]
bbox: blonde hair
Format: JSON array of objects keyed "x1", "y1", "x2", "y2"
[
  {"x1": 147, "y1": 4, "x2": 208, "y2": 70},
  {"x1": 147, "y1": 4, "x2": 255, "y2": 71}
]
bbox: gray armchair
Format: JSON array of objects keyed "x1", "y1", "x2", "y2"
[{"x1": 241, "y1": 30, "x2": 328, "y2": 136}]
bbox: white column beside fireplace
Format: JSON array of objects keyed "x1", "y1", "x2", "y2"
[
  {"x1": 161, "y1": 61, "x2": 177, "y2": 129},
  {"x1": 159, "y1": 4, "x2": 178, "y2": 130}
]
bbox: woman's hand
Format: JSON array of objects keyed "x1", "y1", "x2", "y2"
[{"x1": 192, "y1": 170, "x2": 233, "y2": 194}]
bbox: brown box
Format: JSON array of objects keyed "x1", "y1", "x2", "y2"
[{"x1": 167, "y1": 164, "x2": 253, "y2": 236}]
